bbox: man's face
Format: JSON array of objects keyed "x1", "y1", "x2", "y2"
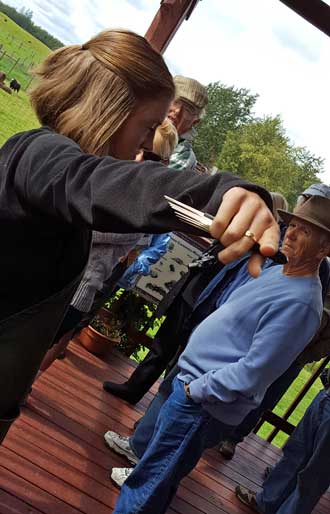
[
  {"x1": 282, "y1": 217, "x2": 325, "y2": 264},
  {"x1": 167, "y1": 100, "x2": 200, "y2": 135}
]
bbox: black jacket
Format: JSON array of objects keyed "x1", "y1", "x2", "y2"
[{"x1": 0, "y1": 127, "x2": 272, "y2": 319}]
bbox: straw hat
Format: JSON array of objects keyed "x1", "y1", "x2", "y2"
[{"x1": 174, "y1": 75, "x2": 208, "y2": 110}]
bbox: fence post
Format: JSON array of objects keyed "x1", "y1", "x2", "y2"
[
  {"x1": 24, "y1": 75, "x2": 34, "y2": 91},
  {"x1": 8, "y1": 57, "x2": 20, "y2": 75}
]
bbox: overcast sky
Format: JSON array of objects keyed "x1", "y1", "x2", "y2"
[{"x1": 7, "y1": 0, "x2": 330, "y2": 184}]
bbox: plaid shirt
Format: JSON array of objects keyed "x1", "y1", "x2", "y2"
[{"x1": 169, "y1": 132, "x2": 197, "y2": 172}]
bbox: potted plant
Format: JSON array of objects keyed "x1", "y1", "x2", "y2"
[{"x1": 77, "y1": 289, "x2": 158, "y2": 359}]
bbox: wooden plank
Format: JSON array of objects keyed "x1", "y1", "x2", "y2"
[{"x1": 1, "y1": 341, "x2": 329, "y2": 514}]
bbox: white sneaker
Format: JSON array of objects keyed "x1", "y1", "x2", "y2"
[
  {"x1": 111, "y1": 467, "x2": 133, "y2": 487},
  {"x1": 104, "y1": 430, "x2": 138, "y2": 464}
]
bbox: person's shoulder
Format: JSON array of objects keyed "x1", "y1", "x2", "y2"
[{"x1": 1, "y1": 127, "x2": 79, "y2": 157}]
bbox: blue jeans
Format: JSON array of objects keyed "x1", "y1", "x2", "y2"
[
  {"x1": 130, "y1": 365, "x2": 179, "y2": 459},
  {"x1": 227, "y1": 361, "x2": 302, "y2": 444},
  {"x1": 257, "y1": 390, "x2": 330, "y2": 514},
  {"x1": 113, "y1": 377, "x2": 232, "y2": 514}
]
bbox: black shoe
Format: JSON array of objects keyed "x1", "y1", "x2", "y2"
[
  {"x1": 103, "y1": 381, "x2": 141, "y2": 405},
  {"x1": 218, "y1": 439, "x2": 237, "y2": 460}
]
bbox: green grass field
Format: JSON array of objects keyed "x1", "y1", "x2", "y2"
[
  {"x1": 0, "y1": 87, "x2": 39, "y2": 145},
  {"x1": 0, "y1": 11, "x2": 45, "y2": 144},
  {"x1": 0, "y1": 12, "x2": 49, "y2": 60},
  {"x1": 0, "y1": 11, "x2": 50, "y2": 90}
]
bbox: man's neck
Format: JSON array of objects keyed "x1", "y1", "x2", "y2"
[{"x1": 283, "y1": 260, "x2": 320, "y2": 278}]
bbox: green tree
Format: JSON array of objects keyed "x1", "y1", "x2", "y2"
[
  {"x1": 193, "y1": 82, "x2": 258, "y2": 166},
  {"x1": 217, "y1": 116, "x2": 323, "y2": 207},
  {"x1": 19, "y1": 7, "x2": 33, "y2": 20}
]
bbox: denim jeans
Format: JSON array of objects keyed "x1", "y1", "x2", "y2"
[
  {"x1": 257, "y1": 390, "x2": 330, "y2": 514},
  {"x1": 130, "y1": 365, "x2": 179, "y2": 459},
  {"x1": 227, "y1": 361, "x2": 302, "y2": 445},
  {"x1": 114, "y1": 377, "x2": 232, "y2": 514}
]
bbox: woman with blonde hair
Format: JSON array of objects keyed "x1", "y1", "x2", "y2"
[
  {"x1": 271, "y1": 192, "x2": 289, "y2": 222},
  {"x1": 0, "y1": 28, "x2": 277, "y2": 443},
  {"x1": 152, "y1": 118, "x2": 178, "y2": 163}
]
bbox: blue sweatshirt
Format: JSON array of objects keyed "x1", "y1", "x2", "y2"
[{"x1": 178, "y1": 265, "x2": 322, "y2": 425}]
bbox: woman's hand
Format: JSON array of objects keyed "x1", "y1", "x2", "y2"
[{"x1": 210, "y1": 187, "x2": 279, "y2": 277}]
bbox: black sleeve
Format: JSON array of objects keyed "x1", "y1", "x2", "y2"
[{"x1": 13, "y1": 130, "x2": 272, "y2": 235}]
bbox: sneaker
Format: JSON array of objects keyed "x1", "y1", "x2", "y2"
[
  {"x1": 111, "y1": 467, "x2": 133, "y2": 488},
  {"x1": 218, "y1": 439, "x2": 237, "y2": 460},
  {"x1": 104, "y1": 430, "x2": 138, "y2": 465},
  {"x1": 235, "y1": 485, "x2": 260, "y2": 512}
]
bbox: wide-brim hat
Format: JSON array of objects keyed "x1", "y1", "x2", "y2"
[{"x1": 278, "y1": 196, "x2": 330, "y2": 236}]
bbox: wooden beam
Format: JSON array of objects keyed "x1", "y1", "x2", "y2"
[
  {"x1": 279, "y1": 0, "x2": 330, "y2": 38},
  {"x1": 145, "y1": 0, "x2": 200, "y2": 54}
]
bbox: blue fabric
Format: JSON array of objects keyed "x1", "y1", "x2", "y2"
[
  {"x1": 228, "y1": 360, "x2": 302, "y2": 444},
  {"x1": 130, "y1": 365, "x2": 179, "y2": 459},
  {"x1": 114, "y1": 377, "x2": 232, "y2": 514},
  {"x1": 257, "y1": 390, "x2": 330, "y2": 514},
  {"x1": 178, "y1": 265, "x2": 322, "y2": 425},
  {"x1": 118, "y1": 233, "x2": 171, "y2": 289}
]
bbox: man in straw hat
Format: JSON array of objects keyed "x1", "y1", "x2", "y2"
[
  {"x1": 167, "y1": 75, "x2": 208, "y2": 171},
  {"x1": 111, "y1": 196, "x2": 330, "y2": 514}
]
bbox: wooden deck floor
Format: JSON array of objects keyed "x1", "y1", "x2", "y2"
[{"x1": 0, "y1": 341, "x2": 329, "y2": 514}]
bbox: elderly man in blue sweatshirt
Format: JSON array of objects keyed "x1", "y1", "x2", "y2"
[{"x1": 112, "y1": 196, "x2": 330, "y2": 514}]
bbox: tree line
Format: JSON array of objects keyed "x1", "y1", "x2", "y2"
[
  {"x1": 193, "y1": 82, "x2": 324, "y2": 207},
  {"x1": 0, "y1": 1, "x2": 63, "y2": 50}
]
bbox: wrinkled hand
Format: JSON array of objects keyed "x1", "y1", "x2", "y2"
[{"x1": 210, "y1": 187, "x2": 279, "y2": 277}]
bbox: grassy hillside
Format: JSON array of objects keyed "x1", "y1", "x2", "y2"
[
  {"x1": 0, "y1": 88, "x2": 39, "y2": 146},
  {"x1": 0, "y1": 11, "x2": 50, "y2": 89},
  {"x1": 0, "y1": 11, "x2": 50, "y2": 62},
  {"x1": 0, "y1": 11, "x2": 46, "y2": 144}
]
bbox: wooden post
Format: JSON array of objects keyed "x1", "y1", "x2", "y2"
[
  {"x1": 8, "y1": 56, "x2": 20, "y2": 75},
  {"x1": 279, "y1": 0, "x2": 330, "y2": 38},
  {"x1": 145, "y1": 0, "x2": 200, "y2": 54},
  {"x1": 254, "y1": 356, "x2": 330, "y2": 443}
]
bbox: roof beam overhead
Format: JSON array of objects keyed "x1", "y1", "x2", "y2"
[
  {"x1": 279, "y1": 0, "x2": 330, "y2": 38},
  {"x1": 145, "y1": 0, "x2": 199, "y2": 53}
]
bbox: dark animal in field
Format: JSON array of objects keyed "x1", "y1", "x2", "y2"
[
  {"x1": 10, "y1": 78, "x2": 21, "y2": 93},
  {"x1": 0, "y1": 71, "x2": 11, "y2": 95}
]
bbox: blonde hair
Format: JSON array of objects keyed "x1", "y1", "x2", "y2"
[
  {"x1": 153, "y1": 118, "x2": 178, "y2": 160},
  {"x1": 271, "y1": 192, "x2": 289, "y2": 222},
  {"x1": 30, "y1": 29, "x2": 175, "y2": 156}
]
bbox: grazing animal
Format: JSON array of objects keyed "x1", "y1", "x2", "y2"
[
  {"x1": 0, "y1": 71, "x2": 12, "y2": 95},
  {"x1": 10, "y1": 78, "x2": 21, "y2": 93}
]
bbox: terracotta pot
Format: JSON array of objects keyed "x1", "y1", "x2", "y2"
[{"x1": 75, "y1": 325, "x2": 118, "y2": 356}]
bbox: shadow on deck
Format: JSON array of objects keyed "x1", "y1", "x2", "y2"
[{"x1": 0, "y1": 341, "x2": 329, "y2": 514}]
